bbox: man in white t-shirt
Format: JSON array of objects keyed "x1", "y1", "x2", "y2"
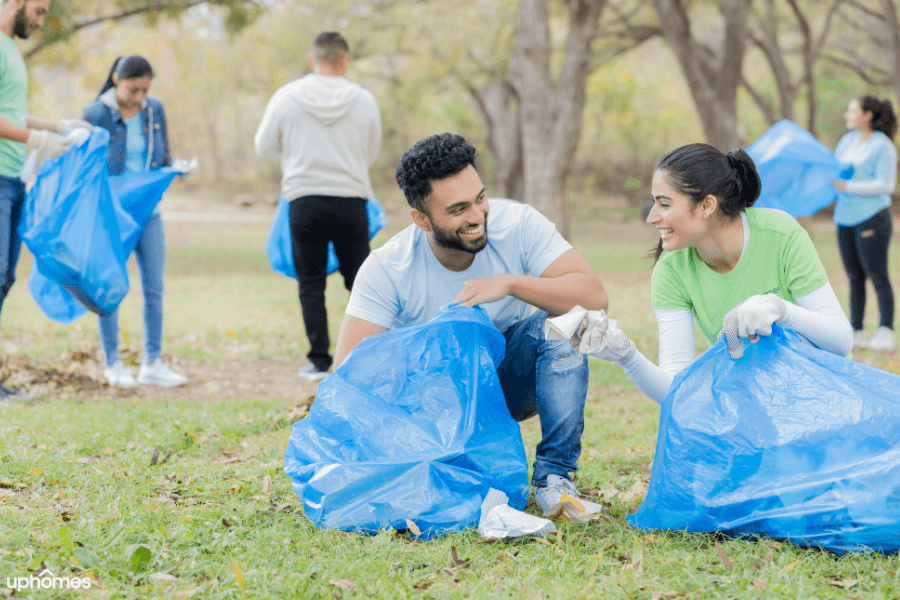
[{"x1": 334, "y1": 133, "x2": 608, "y2": 512}]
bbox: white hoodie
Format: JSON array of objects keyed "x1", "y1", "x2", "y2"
[{"x1": 254, "y1": 74, "x2": 381, "y2": 201}]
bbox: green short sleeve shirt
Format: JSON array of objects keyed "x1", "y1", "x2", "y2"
[
  {"x1": 650, "y1": 208, "x2": 829, "y2": 345},
  {"x1": 0, "y1": 32, "x2": 27, "y2": 178}
]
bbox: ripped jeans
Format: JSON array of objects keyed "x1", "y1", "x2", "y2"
[{"x1": 497, "y1": 309, "x2": 589, "y2": 487}]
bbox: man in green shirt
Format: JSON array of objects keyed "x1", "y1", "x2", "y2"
[{"x1": 0, "y1": 0, "x2": 91, "y2": 399}]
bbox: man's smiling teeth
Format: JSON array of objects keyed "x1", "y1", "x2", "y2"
[
  {"x1": 461, "y1": 224, "x2": 483, "y2": 234},
  {"x1": 658, "y1": 227, "x2": 673, "y2": 237}
]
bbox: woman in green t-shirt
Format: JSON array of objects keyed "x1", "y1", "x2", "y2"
[{"x1": 593, "y1": 143, "x2": 853, "y2": 404}]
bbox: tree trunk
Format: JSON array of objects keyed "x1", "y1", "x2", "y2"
[
  {"x1": 652, "y1": 0, "x2": 751, "y2": 151},
  {"x1": 499, "y1": 0, "x2": 607, "y2": 238}
]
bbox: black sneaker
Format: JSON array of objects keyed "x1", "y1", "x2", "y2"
[{"x1": 297, "y1": 363, "x2": 329, "y2": 381}]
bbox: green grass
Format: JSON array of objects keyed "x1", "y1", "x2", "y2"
[{"x1": 2, "y1": 216, "x2": 900, "y2": 598}]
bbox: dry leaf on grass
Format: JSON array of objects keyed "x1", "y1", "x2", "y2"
[
  {"x1": 714, "y1": 541, "x2": 733, "y2": 572},
  {"x1": 329, "y1": 579, "x2": 356, "y2": 590}
]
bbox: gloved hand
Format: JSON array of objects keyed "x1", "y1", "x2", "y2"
[
  {"x1": 25, "y1": 129, "x2": 70, "y2": 158},
  {"x1": 170, "y1": 156, "x2": 198, "y2": 175},
  {"x1": 720, "y1": 293, "x2": 787, "y2": 359},
  {"x1": 587, "y1": 325, "x2": 637, "y2": 364},
  {"x1": 56, "y1": 119, "x2": 93, "y2": 135}
]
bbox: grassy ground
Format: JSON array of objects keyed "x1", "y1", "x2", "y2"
[{"x1": 1, "y1": 213, "x2": 900, "y2": 599}]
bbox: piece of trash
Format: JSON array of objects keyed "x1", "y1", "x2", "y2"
[
  {"x1": 540, "y1": 491, "x2": 605, "y2": 524},
  {"x1": 478, "y1": 488, "x2": 556, "y2": 539},
  {"x1": 543, "y1": 305, "x2": 621, "y2": 355}
]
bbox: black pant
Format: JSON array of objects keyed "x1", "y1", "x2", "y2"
[
  {"x1": 289, "y1": 195, "x2": 370, "y2": 371},
  {"x1": 837, "y1": 208, "x2": 894, "y2": 330}
]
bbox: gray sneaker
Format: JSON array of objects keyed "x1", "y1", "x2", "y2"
[
  {"x1": 534, "y1": 474, "x2": 604, "y2": 517},
  {"x1": 297, "y1": 363, "x2": 329, "y2": 381}
]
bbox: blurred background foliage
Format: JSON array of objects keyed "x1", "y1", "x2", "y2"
[{"x1": 19, "y1": 0, "x2": 900, "y2": 221}]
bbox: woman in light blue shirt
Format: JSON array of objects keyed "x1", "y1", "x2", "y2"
[
  {"x1": 833, "y1": 96, "x2": 898, "y2": 352},
  {"x1": 82, "y1": 56, "x2": 187, "y2": 388}
]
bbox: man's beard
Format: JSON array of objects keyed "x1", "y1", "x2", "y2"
[
  {"x1": 430, "y1": 213, "x2": 489, "y2": 254},
  {"x1": 13, "y1": 6, "x2": 30, "y2": 39}
]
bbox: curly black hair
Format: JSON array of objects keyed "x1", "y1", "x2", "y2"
[{"x1": 395, "y1": 133, "x2": 478, "y2": 212}]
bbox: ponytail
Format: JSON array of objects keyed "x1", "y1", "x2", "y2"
[{"x1": 860, "y1": 95, "x2": 898, "y2": 140}]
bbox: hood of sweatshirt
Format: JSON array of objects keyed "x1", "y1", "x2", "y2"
[{"x1": 286, "y1": 74, "x2": 362, "y2": 126}]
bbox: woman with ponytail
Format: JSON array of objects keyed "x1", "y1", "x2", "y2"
[
  {"x1": 833, "y1": 95, "x2": 898, "y2": 351},
  {"x1": 81, "y1": 55, "x2": 187, "y2": 388},
  {"x1": 590, "y1": 143, "x2": 852, "y2": 404}
]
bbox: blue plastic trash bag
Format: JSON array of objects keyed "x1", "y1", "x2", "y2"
[
  {"x1": 284, "y1": 305, "x2": 529, "y2": 538},
  {"x1": 628, "y1": 324, "x2": 900, "y2": 554},
  {"x1": 747, "y1": 120, "x2": 853, "y2": 217},
  {"x1": 22, "y1": 130, "x2": 180, "y2": 323},
  {"x1": 19, "y1": 129, "x2": 127, "y2": 317},
  {"x1": 266, "y1": 195, "x2": 388, "y2": 278}
]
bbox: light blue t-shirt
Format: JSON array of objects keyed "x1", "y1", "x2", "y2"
[
  {"x1": 124, "y1": 113, "x2": 147, "y2": 173},
  {"x1": 834, "y1": 130, "x2": 897, "y2": 226},
  {"x1": 345, "y1": 198, "x2": 573, "y2": 333}
]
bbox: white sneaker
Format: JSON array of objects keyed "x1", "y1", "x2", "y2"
[
  {"x1": 852, "y1": 329, "x2": 868, "y2": 349},
  {"x1": 297, "y1": 363, "x2": 329, "y2": 381},
  {"x1": 534, "y1": 474, "x2": 604, "y2": 518},
  {"x1": 104, "y1": 360, "x2": 137, "y2": 388},
  {"x1": 137, "y1": 358, "x2": 188, "y2": 387},
  {"x1": 868, "y1": 326, "x2": 896, "y2": 352}
]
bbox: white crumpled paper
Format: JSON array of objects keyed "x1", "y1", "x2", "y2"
[
  {"x1": 478, "y1": 489, "x2": 556, "y2": 539},
  {"x1": 543, "y1": 305, "x2": 621, "y2": 356},
  {"x1": 539, "y1": 491, "x2": 606, "y2": 524}
]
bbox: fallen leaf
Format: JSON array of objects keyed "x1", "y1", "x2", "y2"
[
  {"x1": 330, "y1": 579, "x2": 356, "y2": 590},
  {"x1": 261, "y1": 475, "x2": 272, "y2": 494},
  {"x1": 752, "y1": 548, "x2": 773, "y2": 569},
  {"x1": 405, "y1": 519, "x2": 422, "y2": 537},
  {"x1": 150, "y1": 572, "x2": 177, "y2": 582},
  {"x1": 450, "y1": 546, "x2": 471, "y2": 569},
  {"x1": 150, "y1": 448, "x2": 160, "y2": 466},
  {"x1": 782, "y1": 559, "x2": 800, "y2": 574},
  {"x1": 823, "y1": 578, "x2": 858, "y2": 590},
  {"x1": 232, "y1": 560, "x2": 245, "y2": 588},
  {"x1": 715, "y1": 541, "x2": 733, "y2": 572},
  {"x1": 753, "y1": 579, "x2": 766, "y2": 592}
]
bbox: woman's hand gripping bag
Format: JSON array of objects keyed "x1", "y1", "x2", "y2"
[
  {"x1": 19, "y1": 129, "x2": 127, "y2": 317},
  {"x1": 628, "y1": 324, "x2": 900, "y2": 554},
  {"x1": 283, "y1": 305, "x2": 529, "y2": 538}
]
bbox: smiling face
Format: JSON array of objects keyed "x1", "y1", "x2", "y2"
[
  {"x1": 646, "y1": 170, "x2": 711, "y2": 252},
  {"x1": 845, "y1": 98, "x2": 872, "y2": 132},
  {"x1": 114, "y1": 74, "x2": 152, "y2": 112},
  {"x1": 414, "y1": 165, "x2": 490, "y2": 255},
  {"x1": 13, "y1": 0, "x2": 50, "y2": 39}
]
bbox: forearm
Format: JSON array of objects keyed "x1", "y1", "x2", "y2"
[
  {"x1": 26, "y1": 116, "x2": 58, "y2": 132},
  {"x1": 618, "y1": 350, "x2": 671, "y2": 405},
  {"x1": 844, "y1": 178, "x2": 896, "y2": 196},
  {"x1": 0, "y1": 117, "x2": 29, "y2": 143},
  {"x1": 508, "y1": 272, "x2": 607, "y2": 315},
  {"x1": 781, "y1": 284, "x2": 853, "y2": 356}
]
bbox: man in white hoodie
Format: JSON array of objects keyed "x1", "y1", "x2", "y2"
[{"x1": 255, "y1": 32, "x2": 381, "y2": 381}]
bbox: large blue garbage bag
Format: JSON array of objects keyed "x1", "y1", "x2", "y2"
[
  {"x1": 266, "y1": 195, "x2": 388, "y2": 278},
  {"x1": 284, "y1": 305, "x2": 529, "y2": 538},
  {"x1": 747, "y1": 120, "x2": 853, "y2": 217},
  {"x1": 21, "y1": 130, "x2": 179, "y2": 323},
  {"x1": 628, "y1": 324, "x2": 900, "y2": 554},
  {"x1": 19, "y1": 129, "x2": 127, "y2": 317}
]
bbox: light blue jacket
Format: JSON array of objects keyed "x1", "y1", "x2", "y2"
[{"x1": 834, "y1": 130, "x2": 897, "y2": 226}]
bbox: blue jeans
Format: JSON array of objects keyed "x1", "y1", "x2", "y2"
[
  {"x1": 0, "y1": 175, "x2": 25, "y2": 319},
  {"x1": 99, "y1": 213, "x2": 165, "y2": 365},
  {"x1": 497, "y1": 309, "x2": 589, "y2": 487}
]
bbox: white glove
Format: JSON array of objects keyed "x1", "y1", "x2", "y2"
[
  {"x1": 170, "y1": 156, "x2": 198, "y2": 175},
  {"x1": 588, "y1": 325, "x2": 636, "y2": 363},
  {"x1": 25, "y1": 129, "x2": 70, "y2": 158},
  {"x1": 720, "y1": 293, "x2": 787, "y2": 359},
  {"x1": 544, "y1": 306, "x2": 636, "y2": 363},
  {"x1": 56, "y1": 119, "x2": 93, "y2": 135}
]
